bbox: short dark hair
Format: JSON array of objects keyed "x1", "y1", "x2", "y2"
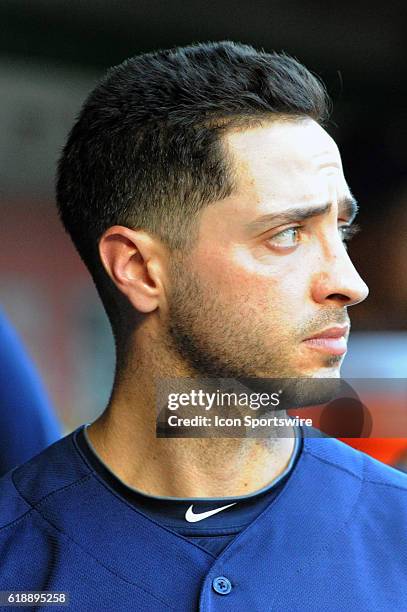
[{"x1": 56, "y1": 40, "x2": 330, "y2": 320}]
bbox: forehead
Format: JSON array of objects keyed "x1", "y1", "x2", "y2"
[{"x1": 223, "y1": 118, "x2": 346, "y2": 207}]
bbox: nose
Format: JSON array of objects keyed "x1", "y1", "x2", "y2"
[{"x1": 311, "y1": 242, "x2": 369, "y2": 307}]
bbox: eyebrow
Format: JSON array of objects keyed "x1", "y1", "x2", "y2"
[{"x1": 246, "y1": 196, "x2": 359, "y2": 234}]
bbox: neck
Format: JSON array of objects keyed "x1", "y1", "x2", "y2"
[{"x1": 87, "y1": 344, "x2": 296, "y2": 498}]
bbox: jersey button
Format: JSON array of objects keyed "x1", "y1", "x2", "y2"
[{"x1": 212, "y1": 576, "x2": 232, "y2": 595}]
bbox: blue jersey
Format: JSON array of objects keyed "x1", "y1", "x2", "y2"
[
  {"x1": 77, "y1": 424, "x2": 303, "y2": 557},
  {"x1": 0, "y1": 310, "x2": 61, "y2": 476},
  {"x1": 0, "y1": 425, "x2": 406, "y2": 611}
]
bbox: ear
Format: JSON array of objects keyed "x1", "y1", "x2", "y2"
[{"x1": 98, "y1": 226, "x2": 165, "y2": 314}]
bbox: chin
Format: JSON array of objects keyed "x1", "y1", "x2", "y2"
[{"x1": 310, "y1": 366, "x2": 342, "y2": 379}]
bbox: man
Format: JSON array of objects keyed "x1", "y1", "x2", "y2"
[
  {"x1": 0, "y1": 308, "x2": 61, "y2": 476},
  {"x1": 0, "y1": 42, "x2": 406, "y2": 611}
]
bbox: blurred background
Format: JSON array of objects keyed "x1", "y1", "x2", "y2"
[{"x1": 0, "y1": 1, "x2": 406, "y2": 453}]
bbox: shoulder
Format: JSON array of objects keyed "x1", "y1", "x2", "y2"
[
  {"x1": 303, "y1": 434, "x2": 407, "y2": 515},
  {"x1": 304, "y1": 434, "x2": 407, "y2": 486},
  {"x1": 0, "y1": 428, "x2": 91, "y2": 530},
  {"x1": 0, "y1": 428, "x2": 95, "y2": 587}
]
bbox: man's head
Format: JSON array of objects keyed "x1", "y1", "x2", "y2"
[{"x1": 56, "y1": 41, "x2": 368, "y2": 378}]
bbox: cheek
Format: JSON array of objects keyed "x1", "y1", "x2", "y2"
[
  {"x1": 233, "y1": 245, "x2": 314, "y2": 312},
  {"x1": 196, "y1": 244, "x2": 309, "y2": 315}
]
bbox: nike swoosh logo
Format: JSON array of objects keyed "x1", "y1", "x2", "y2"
[{"x1": 185, "y1": 502, "x2": 237, "y2": 523}]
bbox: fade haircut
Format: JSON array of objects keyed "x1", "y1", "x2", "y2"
[{"x1": 56, "y1": 40, "x2": 330, "y2": 327}]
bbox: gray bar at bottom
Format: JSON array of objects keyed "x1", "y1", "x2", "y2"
[{"x1": 0, "y1": 592, "x2": 69, "y2": 606}]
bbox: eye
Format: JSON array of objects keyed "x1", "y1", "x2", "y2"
[
  {"x1": 266, "y1": 227, "x2": 301, "y2": 250},
  {"x1": 339, "y1": 223, "x2": 360, "y2": 244}
]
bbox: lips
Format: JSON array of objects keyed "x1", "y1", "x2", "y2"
[
  {"x1": 305, "y1": 326, "x2": 349, "y2": 340},
  {"x1": 303, "y1": 326, "x2": 349, "y2": 355}
]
